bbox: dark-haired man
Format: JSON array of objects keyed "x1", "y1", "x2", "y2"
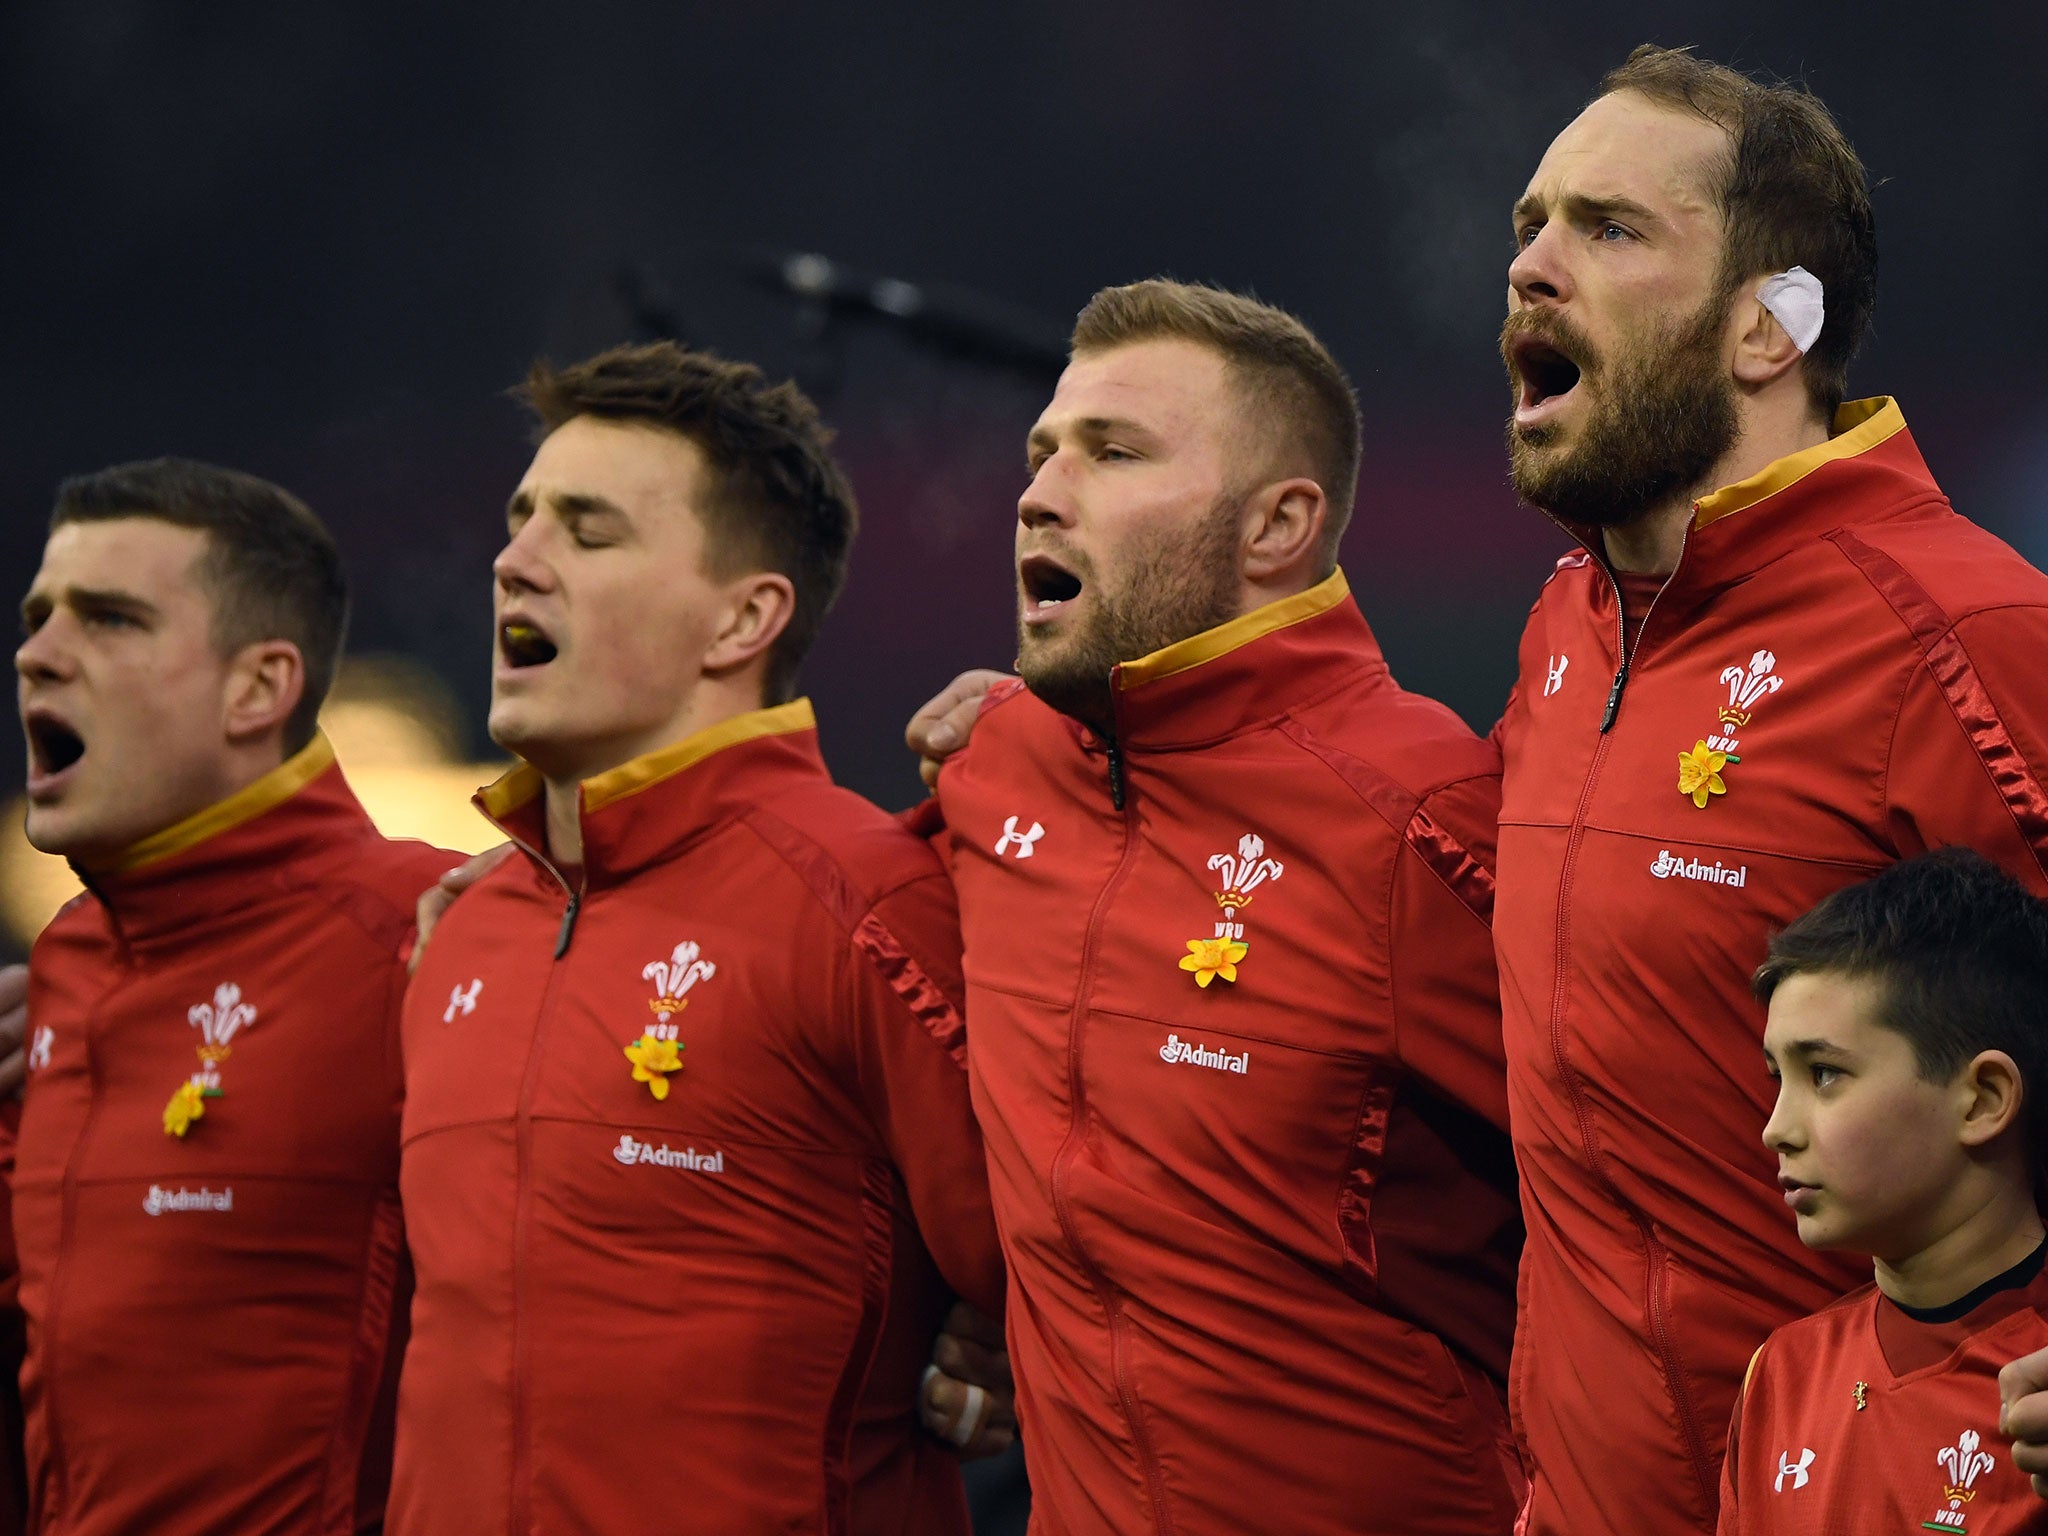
[
  {"x1": 923, "y1": 279, "x2": 1522, "y2": 1534},
  {"x1": 12, "y1": 459, "x2": 456, "y2": 1534},
  {"x1": 1492, "y1": 46, "x2": 2048, "y2": 1535},
  {"x1": 392, "y1": 343, "x2": 1003, "y2": 1535}
]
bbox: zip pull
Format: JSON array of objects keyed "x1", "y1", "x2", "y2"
[
  {"x1": 554, "y1": 889, "x2": 582, "y2": 959},
  {"x1": 1106, "y1": 739, "x2": 1126, "y2": 811},
  {"x1": 1599, "y1": 657, "x2": 1630, "y2": 733}
]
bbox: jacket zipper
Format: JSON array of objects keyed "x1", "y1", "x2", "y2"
[
  {"x1": 496, "y1": 827, "x2": 582, "y2": 1534},
  {"x1": 1046, "y1": 723, "x2": 1174, "y2": 1533},
  {"x1": 1546, "y1": 512, "x2": 1719, "y2": 1505}
]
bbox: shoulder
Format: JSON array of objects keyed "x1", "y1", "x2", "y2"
[
  {"x1": 739, "y1": 779, "x2": 952, "y2": 933},
  {"x1": 1821, "y1": 506, "x2": 2048, "y2": 635},
  {"x1": 1286, "y1": 682, "x2": 1502, "y2": 832},
  {"x1": 282, "y1": 832, "x2": 465, "y2": 952},
  {"x1": 1755, "y1": 1283, "x2": 1879, "y2": 1374}
]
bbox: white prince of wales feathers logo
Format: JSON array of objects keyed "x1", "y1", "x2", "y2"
[
  {"x1": 644, "y1": 941, "x2": 716, "y2": 1028},
  {"x1": 190, "y1": 983, "x2": 257, "y2": 1055},
  {"x1": 1208, "y1": 833, "x2": 1284, "y2": 943},
  {"x1": 1927, "y1": 1428, "x2": 1997, "y2": 1529},
  {"x1": 1710, "y1": 649, "x2": 1783, "y2": 752}
]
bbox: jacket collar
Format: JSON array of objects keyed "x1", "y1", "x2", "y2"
[
  {"x1": 81, "y1": 733, "x2": 381, "y2": 945},
  {"x1": 475, "y1": 699, "x2": 829, "y2": 885},
  {"x1": 1107, "y1": 569, "x2": 1389, "y2": 748},
  {"x1": 1560, "y1": 399, "x2": 1939, "y2": 614}
]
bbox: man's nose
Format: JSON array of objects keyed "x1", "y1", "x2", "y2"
[
  {"x1": 1761, "y1": 1088, "x2": 1801, "y2": 1154},
  {"x1": 1509, "y1": 224, "x2": 1570, "y2": 308},
  {"x1": 15, "y1": 619, "x2": 73, "y2": 685},
  {"x1": 1018, "y1": 464, "x2": 1074, "y2": 533},
  {"x1": 493, "y1": 521, "x2": 554, "y2": 595}
]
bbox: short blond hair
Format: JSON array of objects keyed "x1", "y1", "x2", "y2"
[{"x1": 1071, "y1": 279, "x2": 1361, "y2": 570}]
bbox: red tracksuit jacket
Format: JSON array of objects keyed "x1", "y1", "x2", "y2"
[
  {"x1": 1718, "y1": 1259, "x2": 2048, "y2": 1536},
  {"x1": 15, "y1": 737, "x2": 451, "y2": 1535},
  {"x1": 1494, "y1": 399, "x2": 2048, "y2": 1535},
  {"x1": 393, "y1": 700, "x2": 1003, "y2": 1536},
  {"x1": 935, "y1": 572, "x2": 1524, "y2": 1535}
]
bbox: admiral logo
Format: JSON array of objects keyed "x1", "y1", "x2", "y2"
[
  {"x1": 1159, "y1": 1033, "x2": 1249, "y2": 1075},
  {"x1": 613, "y1": 1133, "x2": 725, "y2": 1173},
  {"x1": 1650, "y1": 850, "x2": 1748, "y2": 888},
  {"x1": 27, "y1": 1026, "x2": 52, "y2": 1073},
  {"x1": 143, "y1": 1184, "x2": 233, "y2": 1216}
]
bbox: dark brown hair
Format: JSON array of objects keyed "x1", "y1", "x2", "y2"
[
  {"x1": 1071, "y1": 280, "x2": 1362, "y2": 572},
  {"x1": 1600, "y1": 44, "x2": 1878, "y2": 420},
  {"x1": 1755, "y1": 849, "x2": 2048, "y2": 1175},
  {"x1": 51, "y1": 458, "x2": 347, "y2": 754},
  {"x1": 520, "y1": 342, "x2": 857, "y2": 705}
]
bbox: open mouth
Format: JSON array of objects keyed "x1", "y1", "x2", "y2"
[
  {"x1": 1018, "y1": 553, "x2": 1084, "y2": 621},
  {"x1": 25, "y1": 710, "x2": 85, "y2": 784},
  {"x1": 499, "y1": 618, "x2": 559, "y2": 669},
  {"x1": 1512, "y1": 335, "x2": 1584, "y2": 413}
]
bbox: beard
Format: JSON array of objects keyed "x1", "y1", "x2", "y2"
[
  {"x1": 1016, "y1": 491, "x2": 1244, "y2": 733},
  {"x1": 1503, "y1": 288, "x2": 1740, "y2": 528}
]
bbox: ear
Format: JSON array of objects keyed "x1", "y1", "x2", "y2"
[
  {"x1": 220, "y1": 640, "x2": 308, "y2": 747},
  {"x1": 702, "y1": 571, "x2": 798, "y2": 678},
  {"x1": 1240, "y1": 477, "x2": 1329, "y2": 585},
  {"x1": 1956, "y1": 1049, "x2": 2027, "y2": 1151},
  {"x1": 1730, "y1": 290, "x2": 1807, "y2": 391}
]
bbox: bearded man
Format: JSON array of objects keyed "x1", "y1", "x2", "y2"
[
  {"x1": 923, "y1": 278, "x2": 1523, "y2": 1535},
  {"x1": 1491, "y1": 45, "x2": 2048, "y2": 1536}
]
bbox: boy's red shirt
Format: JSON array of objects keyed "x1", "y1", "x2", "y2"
[{"x1": 1719, "y1": 1251, "x2": 2048, "y2": 1535}]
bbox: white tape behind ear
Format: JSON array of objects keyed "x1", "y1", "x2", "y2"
[{"x1": 1756, "y1": 266, "x2": 1825, "y2": 354}]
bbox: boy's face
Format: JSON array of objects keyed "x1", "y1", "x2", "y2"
[{"x1": 1761, "y1": 971, "x2": 1975, "y2": 1262}]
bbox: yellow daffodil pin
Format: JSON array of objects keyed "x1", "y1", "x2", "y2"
[
  {"x1": 1179, "y1": 937, "x2": 1249, "y2": 988},
  {"x1": 1677, "y1": 740, "x2": 1738, "y2": 809},
  {"x1": 624, "y1": 1032, "x2": 685, "y2": 1100},
  {"x1": 163, "y1": 1079, "x2": 208, "y2": 1139}
]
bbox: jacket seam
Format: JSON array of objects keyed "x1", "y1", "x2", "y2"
[{"x1": 1830, "y1": 530, "x2": 2048, "y2": 879}]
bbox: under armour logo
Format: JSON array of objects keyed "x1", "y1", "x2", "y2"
[
  {"x1": 993, "y1": 815, "x2": 1045, "y2": 859},
  {"x1": 444, "y1": 979, "x2": 483, "y2": 1022},
  {"x1": 1544, "y1": 654, "x2": 1569, "y2": 697},
  {"x1": 1775, "y1": 1447, "x2": 1815, "y2": 1492},
  {"x1": 27, "y1": 1026, "x2": 52, "y2": 1073}
]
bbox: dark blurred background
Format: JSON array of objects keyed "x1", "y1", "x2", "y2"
[{"x1": 4, "y1": 3, "x2": 2045, "y2": 1526}]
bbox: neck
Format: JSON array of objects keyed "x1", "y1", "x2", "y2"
[
  {"x1": 1600, "y1": 395, "x2": 1832, "y2": 577},
  {"x1": 528, "y1": 675, "x2": 768, "y2": 872},
  {"x1": 1873, "y1": 1178, "x2": 2046, "y2": 1311}
]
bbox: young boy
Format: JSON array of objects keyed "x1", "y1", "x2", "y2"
[{"x1": 1720, "y1": 848, "x2": 2048, "y2": 1534}]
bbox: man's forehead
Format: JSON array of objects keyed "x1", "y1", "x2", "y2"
[
  {"x1": 1033, "y1": 338, "x2": 1232, "y2": 437},
  {"x1": 518, "y1": 415, "x2": 707, "y2": 514},
  {"x1": 1520, "y1": 90, "x2": 1727, "y2": 220},
  {"x1": 35, "y1": 517, "x2": 207, "y2": 585}
]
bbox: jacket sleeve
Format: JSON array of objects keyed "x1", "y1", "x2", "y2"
[
  {"x1": 1716, "y1": 1346, "x2": 1763, "y2": 1535},
  {"x1": 1881, "y1": 604, "x2": 2048, "y2": 893},
  {"x1": 1388, "y1": 772, "x2": 1511, "y2": 1133},
  {"x1": 845, "y1": 871, "x2": 1006, "y2": 1319}
]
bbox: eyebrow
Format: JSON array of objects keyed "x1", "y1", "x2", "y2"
[
  {"x1": 505, "y1": 489, "x2": 630, "y2": 522},
  {"x1": 20, "y1": 584, "x2": 160, "y2": 626},
  {"x1": 1773, "y1": 1037, "x2": 1849, "y2": 1061},
  {"x1": 1026, "y1": 415, "x2": 1160, "y2": 457},
  {"x1": 1513, "y1": 191, "x2": 1665, "y2": 232}
]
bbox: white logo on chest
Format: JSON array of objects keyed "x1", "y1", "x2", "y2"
[
  {"x1": 993, "y1": 815, "x2": 1045, "y2": 859},
  {"x1": 1544, "y1": 654, "x2": 1569, "y2": 697},
  {"x1": 1774, "y1": 1447, "x2": 1814, "y2": 1492},
  {"x1": 444, "y1": 979, "x2": 483, "y2": 1021},
  {"x1": 143, "y1": 1184, "x2": 234, "y2": 1216},
  {"x1": 1159, "y1": 1033, "x2": 1249, "y2": 1074},
  {"x1": 613, "y1": 1133, "x2": 725, "y2": 1173},
  {"x1": 27, "y1": 1026, "x2": 52, "y2": 1073}
]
